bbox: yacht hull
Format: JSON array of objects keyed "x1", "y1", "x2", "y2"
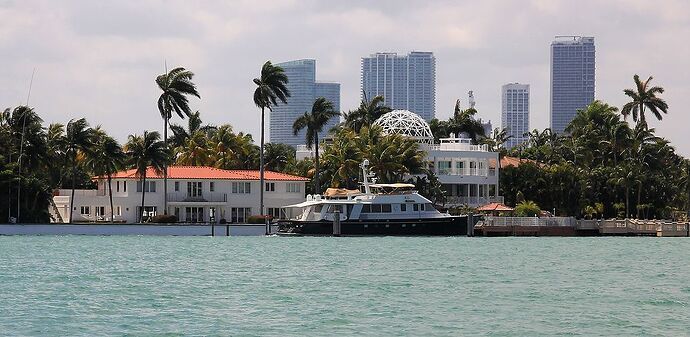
[{"x1": 277, "y1": 216, "x2": 468, "y2": 236}]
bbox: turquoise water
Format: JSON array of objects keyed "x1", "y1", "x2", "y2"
[{"x1": 1, "y1": 237, "x2": 689, "y2": 336}]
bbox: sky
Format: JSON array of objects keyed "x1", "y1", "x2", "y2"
[{"x1": 1, "y1": 0, "x2": 689, "y2": 156}]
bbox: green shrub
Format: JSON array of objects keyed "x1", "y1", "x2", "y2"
[
  {"x1": 150, "y1": 214, "x2": 178, "y2": 223},
  {"x1": 514, "y1": 200, "x2": 540, "y2": 217}
]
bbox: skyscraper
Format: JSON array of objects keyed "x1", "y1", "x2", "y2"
[
  {"x1": 269, "y1": 59, "x2": 340, "y2": 147},
  {"x1": 550, "y1": 36, "x2": 595, "y2": 134},
  {"x1": 361, "y1": 51, "x2": 436, "y2": 120},
  {"x1": 501, "y1": 83, "x2": 530, "y2": 150}
]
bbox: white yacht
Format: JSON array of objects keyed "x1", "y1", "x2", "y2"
[{"x1": 277, "y1": 160, "x2": 468, "y2": 236}]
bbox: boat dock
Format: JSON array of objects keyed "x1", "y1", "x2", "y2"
[{"x1": 474, "y1": 217, "x2": 690, "y2": 237}]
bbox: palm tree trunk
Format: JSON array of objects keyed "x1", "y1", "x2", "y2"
[
  {"x1": 314, "y1": 133, "x2": 320, "y2": 194},
  {"x1": 259, "y1": 107, "x2": 266, "y2": 234},
  {"x1": 108, "y1": 174, "x2": 114, "y2": 223},
  {"x1": 140, "y1": 174, "x2": 146, "y2": 223},
  {"x1": 163, "y1": 116, "x2": 168, "y2": 215},
  {"x1": 625, "y1": 185, "x2": 630, "y2": 219},
  {"x1": 69, "y1": 156, "x2": 76, "y2": 223},
  {"x1": 636, "y1": 180, "x2": 642, "y2": 219}
]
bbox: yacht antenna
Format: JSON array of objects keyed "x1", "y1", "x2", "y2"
[
  {"x1": 16, "y1": 67, "x2": 36, "y2": 223},
  {"x1": 360, "y1": 159, "x2": 375, "y2": 195}
]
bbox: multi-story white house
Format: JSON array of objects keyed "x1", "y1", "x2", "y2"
[{"x1": 51, "y1": 166, "x2": 308, "y2": 223}]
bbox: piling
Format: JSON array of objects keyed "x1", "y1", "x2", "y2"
[
  {"x1": 211, "y1": 224, "x2": 215, "y2": 236},
  {"x1": 467, "y1": 213, "x2": 474, "y2": 237},
  {"x1": 333, "y1": 209, "x2": 341, "y2": 237},
  {"x1": 226, "y1": 224, "x2": 230, "y2": 237}
]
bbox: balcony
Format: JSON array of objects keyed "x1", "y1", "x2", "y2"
[
  {"x1": 436, "y1": 168, "x2": 495, "y2": 177},
  {"x1": 167, "y1": 193, "x2": 228, "y2": 203}
]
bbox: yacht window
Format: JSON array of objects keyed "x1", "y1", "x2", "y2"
[
  {"x1": 327, "y1": 205, "x2": 343, "y2": 213},
  {"x1": 413, "y1": 204, "x2": 419, "y2": 211},
  {"x1": 347, "y1": 205, "x2": 353, "y2": 216},
  {"x1": 314, "y1": 205, "x2": 323, "y2": 213},
  {"x1": 424, "y1": 203, "x2": 434, "y2": 211},
  {"x1": 400, "y1": 204, "x2": 406, "y2": 212},
  {"x1": 382, "y1": 204, "x2": 392, "y2": 213},
  {"x1": 362, "y1": 204, "x2": 371, "y2": 213},
  {"x1": 371, "y1": 204, "x2": 382, "y2": 213}
]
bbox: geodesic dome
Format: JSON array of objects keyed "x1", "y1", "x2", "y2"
[{"x1": 373, "y1": 110, "x2": 434, "y2": 144}]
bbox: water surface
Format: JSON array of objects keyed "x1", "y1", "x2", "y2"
[{"x1": 1, "y1": 236, "x2": 688, "y2": 336}]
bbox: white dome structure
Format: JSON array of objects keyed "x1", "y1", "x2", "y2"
[{"x1": 373, "y1": 110, "x2": 434, "y2": 144}]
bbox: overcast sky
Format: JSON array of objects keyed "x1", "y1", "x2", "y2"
[{"x1": 1, "y1": 0, "x2": 689, "y2": 156}]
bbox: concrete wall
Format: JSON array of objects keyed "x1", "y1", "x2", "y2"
[{"x1": 0, "y1": 224, "x2": 278, "y2": 236}]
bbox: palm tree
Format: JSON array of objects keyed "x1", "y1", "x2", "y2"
[
  {"x1": 621, "y1": 75, "x2": 668, "y2": 124},
  {"x1": 175, "y1": 130, "x2": 212, "y2": 166},
  {"x1": 125, "y1": 131, "x2": 168, "y2": 222},
  {"x1": 64, "y1": 118, "x2": 94, "y2": 223},
  {"x1": 263, "y1": 143, "x2": 295, "y2": 173},
  {"x1": 253, "y1": 61, "x2": 290, "y2": 223},
  {"x1": 292, "y1": 97, "x2": 340, "y2": 193},
  {"x1": 447, "y1": 100, "x2": 486, "y2": 142},
  {"x1": 156, "y1": 67, "x2": 200, "y2": 215},
  {"x1": 85, "y1": 128, "x2": 125, "y2": 222},
  {"x1": 342, "y1": 94, "x2": 391, "y2": 132},
  {"x1": 169, "y1": 111, "x2": 216, "y2": 149}
]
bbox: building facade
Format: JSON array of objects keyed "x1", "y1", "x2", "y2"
[
  {"x1": 550, "y1": 36, "x2": 595, "y2": 134},
  {"x1": 361, "y1": 52, "x2": 436, "y2": 120},
  {"x1": 269, "y1": 59, "x2": 340, "y2": 147},
  {"x1": 51, "y1": 166, "x2": 308, "y2": 223},
  {"x1": 501, "y1": 83, "x2": 530, "y2": 149}
]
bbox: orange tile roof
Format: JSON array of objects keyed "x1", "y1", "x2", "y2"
[
  {"x1": 108, "y1": 166, "x2": 308, "y2": 181},
  {"x1": 489, "y1": 156, "x2": 538, "y2": 169},
  {"x1": 477, "y1": 202, "x2": 514, "y2": 212}
]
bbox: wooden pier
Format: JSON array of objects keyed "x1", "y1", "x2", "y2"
[{"x1": 474, "y1": 217, "x2": 690, "y2": 237}]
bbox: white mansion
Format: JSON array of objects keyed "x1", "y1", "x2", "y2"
[
  {"x1": 297, "y1": 110, "x2": 503, "y2": 207},
  {"x1": 51, "y1": 166, "x2": 308, "y2": 223}
]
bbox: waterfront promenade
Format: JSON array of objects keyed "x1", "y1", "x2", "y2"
[{"x1": 475, "y1": 217, "x2": 690, "y2": 237}]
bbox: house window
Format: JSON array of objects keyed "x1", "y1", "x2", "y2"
[
  {"x1": 136, "y1": 181, "x2": 156, "y2": 192},
  {"x1": 286, "y1": 182, "x2": 301, "y2": 193},
  {"x1": 456, "y1": 161, "x2": 465, "y2": 175},
  {"x1": 116, "y1": 181, "x2": 120, "y2": 192},
  {"x1": 267, "y1": 208, "x2": 284, "y2": 219},
  {"x1": 123, "y1": 181, "x2": 127, "y2": 192},
  {"x1": 232, "y1": 182, "x2": 251, "y2": 194},
  {"x1": 95, "y1": 206, "x2": 105, "y2": 218},
  {"x1": 115, "y1": 206, "x2": 122, "y2": 216},
  {"x1": 438, "y1": 161, "x2": 452, "y2": 175},
  {"x1": 210, "y1": 182, "x2": 215, "y2": 192},
  {"x1": 80, "y1": 206, "x2": 90, "y2": 215},
  {"x1": 231, "y1": 207, "x2": 252, "y2": 223},
  {"x1": 185, "y1": 207, "x2": 204, "y2": 223},
  {"x1": 265, "y1": 182, "x2": 275, "y2": 192},
  {"x1": 174, "y1": 207, "x2": 180, "y2": 219},
  {"x1": 175, "y1": 181, "x2": 179, "y2": 192},
  {"x1": 187, "y1": 181, "x2": 202, "y2": 197}
]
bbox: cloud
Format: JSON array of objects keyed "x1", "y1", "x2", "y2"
[{"x1": 0, "y1": 0, "x2": 688, "y2": 156}]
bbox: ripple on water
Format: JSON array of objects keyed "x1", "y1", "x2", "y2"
[{"x1": 0, "y1": 236, "x2": 689, "y2": 336}]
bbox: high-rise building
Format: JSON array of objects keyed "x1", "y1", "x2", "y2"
[
  {"x1": 550, "y1": 36, "x2": 595, "y2": 134},
  {"x1": 269, "y1": 59, "x2": 340, "y2": 146},
  {"x1": 501, "y1": 83, "x2": 530, "y2": 150},
  {"x1": 361, "y1": 51, "x2": 436, "y2": 120}
]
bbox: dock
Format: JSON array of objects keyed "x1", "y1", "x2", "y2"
[{"x1": 474, "y1": 217, "x2": 690, "y2": 237}]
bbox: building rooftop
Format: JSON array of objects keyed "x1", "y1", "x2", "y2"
[{"x1": 108, "y1": 166, "x2": 308, "y2": 181}]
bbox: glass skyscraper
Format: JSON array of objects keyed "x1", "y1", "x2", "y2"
[
  {"x1": 269, "y1": 59, "x2": 340, "y2": 147},
  {"x1": 550, "y1": 36, "x2": 595, "y2": 134},
  {"x1": 361, "y1": 51, "x2": 436, "y2": 121},
  {"x1": 501, "y1": 83, "x2": 530, "y2": 150}
]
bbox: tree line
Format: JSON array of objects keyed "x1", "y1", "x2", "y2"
[{"x1": 1, "y1": 62, "x2": 687, "y2": 222}]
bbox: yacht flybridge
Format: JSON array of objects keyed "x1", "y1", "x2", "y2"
[{"x1": 276, "y1": 160, "x2": 468, "y2": 236}]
